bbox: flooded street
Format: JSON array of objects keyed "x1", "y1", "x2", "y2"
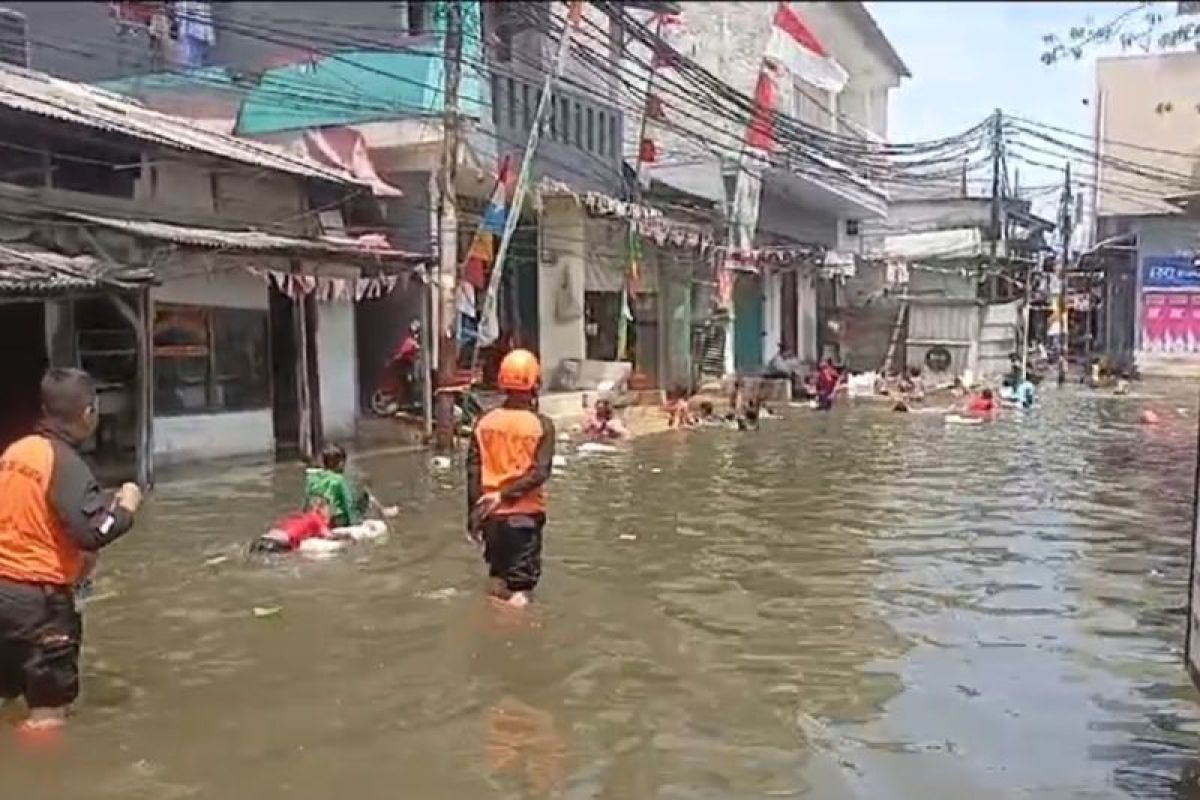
[{"x1": 7, "y1": 385, "x2": 1200, "y2": 799}]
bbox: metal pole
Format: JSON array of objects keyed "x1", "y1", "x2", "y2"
[
  {"x1": 434, "y1": 1, "x2": 463, "y2": 451},
  {"x1": 419, "y1": 266, "x2": 434, "y2": 438},
  {"x1": 470, "y1": 2, "x2": 584, "y2": 376}
]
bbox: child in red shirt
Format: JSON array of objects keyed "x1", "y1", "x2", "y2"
[
  {"x1": 252, "y1": 505, "x2": 333, "y2": 554},
  {"x1": 965, "y1": 388, "x2": 997, "y2": 418}
]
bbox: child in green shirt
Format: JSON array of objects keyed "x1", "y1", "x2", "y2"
[{"x1": 305, "y1": 443, "x2": 394, "y2": 528}]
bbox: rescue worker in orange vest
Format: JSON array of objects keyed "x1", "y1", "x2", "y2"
[
  {"x1": 466, "y1": 349, "x2": 555, "y2": 608},
  {"x1": 0, "y1": 368, "x2": 141, "y2": 732}
]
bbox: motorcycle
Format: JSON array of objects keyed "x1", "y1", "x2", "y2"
[
  {"x1": 370, "y1": 355, "x2": 485, "y2": 432},
  {"x1": 370, "y1": 354, "x2": 422, "y2": 417}
]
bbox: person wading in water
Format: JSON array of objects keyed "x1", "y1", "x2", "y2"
[
  {"x1": 466, "y1": 349, "x2": 556, "y2": 608},
  {"x1": 0, "y1": 368, "x2": 141, "y2": 736}
]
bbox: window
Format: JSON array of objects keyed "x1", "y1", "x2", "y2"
[
  {"x1": 586, "y1": 107, "x2": 595, "y2": 152},
  {"x1": 794, "y1": 79, "x2": 833, "y2": 131},
  {"x1": 506, "y1": 77, "x2": 517, "y2": 129},
  {"x1": 0, "y1": 9, "x2": 27, "y2": 68},
  {"x1": 597, "y1": 110, "x2": 607, "y2": 156},
  {"x1": 573, "y1": 101, "x2": 583, "y2": 147},
  {"x1": 49, "y1": 138, "x2": 137, "y2": 198},
  {"x1": 489, "y1": 1, "x2": 517, "y2": 62},
  {"x1": 548, "y1": 90, "x2": 557, "y2": 140},
  {"x1": 609, "y1": 114, "x2": 619, "y2": 158},
  {"x1": 558, "y1": 97, "x2": 570, "y2": 143},
  {"x1": 522, "y1": 83, "x2": 532, "y2": 130},
  {"x1": 154, "y1": 304, "x2": 270, "y2": 415},
  {"x1": 490, "y1": 75, "x2": 502, "y2": 126},
  {"x1": 406, "y1": 0, "x2": 429, "y2": 36},
  {"x1": 845, "y1": 219, "x2": 860, "y2": 236}
]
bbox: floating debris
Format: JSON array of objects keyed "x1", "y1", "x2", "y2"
[
  {"x1": 204, "y1": 554, "x2": 230, "y2": 567},
  {"x1": 552, "y1": 455, "x2": 568, "y2": 468},
  {"x1": 252, "y1": 606, "x2": 282, "y2": 619},
  {"x1": 618, "y1": 533, "x2": 638, "y2": 541}
]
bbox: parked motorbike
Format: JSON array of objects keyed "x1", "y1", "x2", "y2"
[{"x1": 370, "y1": 354, "x2": 422, "y2": 417}]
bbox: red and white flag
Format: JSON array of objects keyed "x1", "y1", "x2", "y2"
[{"x1": 765, "y1": 3, "x2": 848, "y2": 93}]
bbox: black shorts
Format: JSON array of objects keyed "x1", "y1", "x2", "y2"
[
  {"x1": 482, "y1": 514, "x2": 544, "y2": 593},
  {"x1": 0, "y1": 579, "x2": 82, "y2": 709}
]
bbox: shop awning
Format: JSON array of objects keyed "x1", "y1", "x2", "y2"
[
  {"x1": 57, "y1": 211, "x2": 426, "y2": 263},
  {"x1": 0, "y1": 243, "x2": 154, "y2": 298}
]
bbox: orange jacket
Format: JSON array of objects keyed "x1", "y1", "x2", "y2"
[
  {"x1": 0, "y1": 429, "x2": 134, "y2": 586},
  {"x1": 467, "y1": 405, "x2": 555, "y2": 518}
]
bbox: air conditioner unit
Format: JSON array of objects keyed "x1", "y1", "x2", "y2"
[{"x1": 0, "y1": 8, "x2": 28, "y2": 68}]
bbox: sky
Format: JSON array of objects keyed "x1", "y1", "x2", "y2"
[{"x1": 865, "y1": 1, "x2": 1123, "y2": 198}]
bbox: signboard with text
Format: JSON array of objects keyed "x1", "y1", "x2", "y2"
[
  {"x1": 1143, "y1": 256, "x2": 1200, "y2": 291},
  {"x1": 1142, "y1": 257, "x2": 1200, "y2": 354}
]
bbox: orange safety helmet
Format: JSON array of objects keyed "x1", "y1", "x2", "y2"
[{"x1": 497, "y1": 348, "x2": 541, "y2": 393}]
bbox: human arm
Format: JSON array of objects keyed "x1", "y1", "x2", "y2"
[
  {"x1": 47, "y1": 441, "x2": 137, "y2": 552},
  {"x1": 498, "y1": 414, "x2": 556, "y2": 501},
  {"x1": 336, "y1": 475, "x2": 362, "y2": 526},
  {"x1": 466, "y1": 428, "x2": 483, "y2": 519}
]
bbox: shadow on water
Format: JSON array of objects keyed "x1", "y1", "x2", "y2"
[{"x1": 4, "y1": 384, "x2": 1200, "y2": 799}]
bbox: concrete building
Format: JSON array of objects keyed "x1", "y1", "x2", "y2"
[
  {"x1": 1092, "y1": 52, "x2": 1200, "y2": 373},
  {"x1": 626, "y1": 1, "x2": 908, "y2": 375},
  {"x1": 843, "y1": 186, "x2": 1053, "y2": 379},
  {"x1": 0, "y1": 60, "x2": 413, "y2": 479},
  {"x1": 10, "y1": 1, "x2": 679, "y2": 398}
]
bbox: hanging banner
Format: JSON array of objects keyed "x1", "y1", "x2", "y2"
[
  {"x1": 1142, "y1": 256, "x2": 1200, "y2": 354},
  {"x1": 1141, "y1": 292, "x2": 1200, "y2": 353}
]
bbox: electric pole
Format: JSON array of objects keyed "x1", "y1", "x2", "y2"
[
  {"x1": 1057, "y1": 161, "x2": 1073, "y2": 386},
  {"x1": 434, "y1": 1, "x2": 463, "y2": 451},
  {"x1": 989, "y1": 109, "x2": 1002, "y2": 263}
]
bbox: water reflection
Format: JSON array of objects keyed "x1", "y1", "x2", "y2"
[{"x1": 2, "y1": 385, "x2": 1199, "y2": 798}]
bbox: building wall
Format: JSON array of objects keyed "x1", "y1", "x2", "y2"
[
  {"x1": 538, "y1": 196, "x2": 587, "y2": 379},
  {"x1": 151, "y1": 268, "x2": 274, "y2": 465},
  {"x1": 1121, "y1": 215, "x2": 1200, "y2": 359},
  {"x1": 316, "y1": 297, "x2": 358, "y2": 440},
  {"x1": 1095, "y1": 53, "x2": 1200, "y2": 217},
  {"x1": 6, "y1": 2, "x2": 415, "y2": 82}
]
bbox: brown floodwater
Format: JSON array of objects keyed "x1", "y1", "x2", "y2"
[{"x1": 5, "y1": 383, "x2": 1200, "y2": 799}]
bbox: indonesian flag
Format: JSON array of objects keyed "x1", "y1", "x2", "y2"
[
  {"x1": 765, "y1": 3, "x2": 848, "y2": 93},
  {"x1": 746, "y1": 62, "x2": 781, "y2": 152}
]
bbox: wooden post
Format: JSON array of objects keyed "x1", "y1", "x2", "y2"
[
  {"x1": 295, "y1": 290, "x2": 315, "y2": 463},
  {"x1": 107, "y1": 290, "x2": 153, "y2": 488}
]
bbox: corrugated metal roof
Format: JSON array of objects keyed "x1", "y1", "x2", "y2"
[
  {"x1": 62, "y1": 211, "x2": 425, "y2": 261},
  {"x1": 0, "y1": 243, "x2": 154, "y2": 297},
  {"x1": 0, "y1": 62, "x2": 362, "y2": 186}
]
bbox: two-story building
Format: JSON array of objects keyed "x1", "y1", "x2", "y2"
[
  {"x1": 0, "y1": 60, "x2": 417, "y2": 481},
  {"x1": 623, "y1": 1, "x2": 908, "y2": 376},
  {"x1": 0, "y1": 1, "x2": 649, "y2": 398},
  {"x1": 1090, "y1": 52, "x2": 1200, "y2": 375}
]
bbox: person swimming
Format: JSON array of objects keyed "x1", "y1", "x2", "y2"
[
  {"x1": 664, "y1": 385, "x2": 694, "y2": 428},
  {"x1": 581, "y1": 397, "x2": 629, "y2": 441},
  {"x1": 964, "y1": 388, "x2": 997, "y2": 418},
  {"x1": 252, "y1": 504, "x2": 335, "y2": 554}
]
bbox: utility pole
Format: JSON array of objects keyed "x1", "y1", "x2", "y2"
[
  {"x1": 1057, "y1": 161, "x2": 1073, "y2": 386},
  {"x1": 434, "y1": 1, "x2": 463, "y2": 451},
  {"x1": 989, "y1": 109, "x2": 1003, "y2": 263}
]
